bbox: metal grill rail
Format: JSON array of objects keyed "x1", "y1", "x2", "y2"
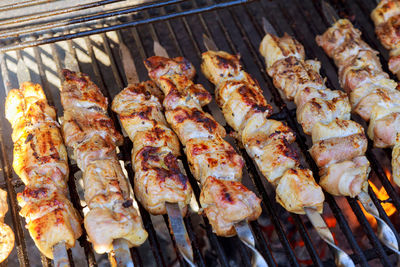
[{"x1": 0, "y1": 0, "x2": 399, "y2": 266}]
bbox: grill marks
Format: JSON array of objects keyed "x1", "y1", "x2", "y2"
[
  {"x1": 60, "y1": 70, "x2": 147, "y2": 254},
  {"x1": 261, "y1": 30, "x2": 370, "y2": 198},
  {"x1": 144, "y1": 55, "x2": 261, "y2": 237},
  {"x1": 4, "y1": 82, "x2": 82, "y2": 259},
  {"x1": 202, "y1": 50, "x2": 324, "y2": 214},
  {"x1": 112, "y1": 81, "x2": 192, "y2": 216}
]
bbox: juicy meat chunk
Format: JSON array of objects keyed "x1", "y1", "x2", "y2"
[
  {"x1": 276, "y1": 168, "x2": 324, "y2": 214},
  {"x1": 134, "y1": 146, "x2": 191, "y2": 214},
  {"x1": 186, "y1": 136, "x2": 244, "y2": 184},
  {"x1": 18, "y1": 187, "x2": 82, "y2": 259},
  {"x1": 165, "y1": 106, "x2": 226, "y2": 145},
  {"x1": 61, "y1": 69, "x2": 108, "y2": 110},
  {"x1": 259, "y1": 33, "x2": 305, "y2": 70},
  {"x1": 200, "y1": 177, "x2": 262, "y2": 237},
  {"x1": 310, "y1": 133, "x2": 368, "y2": 167},
  {"x1": 320, "y1": 156, "x2": 370, "y2": 197}
]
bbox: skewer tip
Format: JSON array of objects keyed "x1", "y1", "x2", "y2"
[
  {"x1": 321, "y1": 0, "x2": 340, "y2": 25},
  {"x1": 262, "y1": 17, "x2": 278, "y2": 36},
  {"x1": 202, "y1": 34, "x2": 218, "y2": 51},
  {"x1": 153, "y1": 41, "x2": 169, "y2": 58}
]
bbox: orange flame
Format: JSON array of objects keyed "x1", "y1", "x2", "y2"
[{"x1": 361, "y1": 169, "x2": 396, "y2": 226}]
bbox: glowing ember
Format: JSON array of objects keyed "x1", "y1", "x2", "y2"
[{"x1": 361, "y1": 169, "x2": 396, "y2": 226}]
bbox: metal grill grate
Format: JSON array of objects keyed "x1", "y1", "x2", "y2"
[{"x1": 0, "y1": 0, "x2": 399, "y2": 266}]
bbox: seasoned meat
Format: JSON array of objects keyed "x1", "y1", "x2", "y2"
[
  {"x1": 145, "y1": 56, "x2": 261, "y2": 236},
  {"x1": 112, "y1": 82, "x2": 192, "y2": 215},
  {"x1": 261, "y1": 32, "x2": 370, "y2": 197},
  {"x1": 200, "y1": 177, "x2": 261, "y2": 236},
  {"x1": 318, "y1": 18, "x2": 400, "y2": 186},
  {"x1": 5, "y1": 82, "x2": 81, "y2": 259},
  {"x1": 60, "y1": 70, "x2": 147, "y2": 253}
]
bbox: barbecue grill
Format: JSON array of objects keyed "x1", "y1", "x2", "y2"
[{"x1": 0, "y1": 0, "x2": 399, "y2": 266}]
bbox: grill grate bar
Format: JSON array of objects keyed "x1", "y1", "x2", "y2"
[{"x1": 0, "y1": 0, "x2": 256, "y2": 53}]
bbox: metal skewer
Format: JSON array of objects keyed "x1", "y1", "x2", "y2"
[
  {"x1": 120, "y1": 40, "x2": 196, "y2": 267},
  {"x1": 16, "y1": 58, "x2": 71, "y2": 267},
  {"x1": 170, "y1": 37, "x2": 267, "y2": 267},
  {"x1": 319, "y1": 0, "x2": 400, "y2": 255},
  {"x1": 64, "y1": 51, "x2": 135, "y2": 267}
]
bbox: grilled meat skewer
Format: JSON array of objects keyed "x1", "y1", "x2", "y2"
[
  {"x1": 259, "y1": 32, "x2": 370, "y2": 198},
  {"x1": 5, "y1": 82, "x2": 81, "y2": 259},
  {"x1": 201, "y1": 50, "x2": 325, "y2": 213},
  {"x1": 316, "y1": 18, "x2": 400, "y2": 187},
  {"x1": 144, "y1": 56, "x2": 262, "y2": 237},
  {"x1": 111, "y1": 81, "x2": 192, "y2": 215},
  {"x1": 372, "y1": 0, "x2": 400, "y2": 79},
  {"x1": 0, "y1": 189, "x2": 14, "y2": 263},
  {"x1": 60, "y1": 69, "x2": 147, "y2": 254}
]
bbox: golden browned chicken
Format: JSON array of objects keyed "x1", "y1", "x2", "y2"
[
  {"x1": 372, "y1": 0, "x2": 400, "y2": 78},
  {"x1": 60, "y1": 70, "x2": 147, "y2": 254},
  {"x1": 202, "y1": 50, "x2": 324, "y2": 213},
  {"x1": 0, "y1": 189, "x2": 14, "y2": 263},
  {"x1": 5, "y1": 82, "x2": 81, "y2": 259},
  {"x1": 316, "y1": 19, "x2": 400, "y2": 187},
  {"x1": 112, "y1": 81, "x2": 192, "y2": 215},
  {"x1": 260, "y1": 32, "x2": 370, "y2": 198},
  {"x1": 144, "y1": 56, "x2": 262, "y2": 236}
]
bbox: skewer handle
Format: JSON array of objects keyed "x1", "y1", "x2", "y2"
[
  {"x1": 112, "y1": 239, "x2": 134, "y2": 267},
  {"x1": 358, "y1": 191, "x2": 400, "y2": 255},
  {"x1": 166, "y1": 202, "x2": 196, "y2": 267},
  {"x1": 52, "y1": 241, "x2": 70, "y2": 267},
  {"x1": 305, "y1": 208, "x2": 355, "y2": 267},
  {"x1": 234, "y1": 220, "x2": 268, "y2": 267}
]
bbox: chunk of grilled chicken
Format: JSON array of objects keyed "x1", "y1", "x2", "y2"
[
  {"x1": 112, "y1": 82, "x2": 192, "y2": 215},
  {"x1": 61, "y1": 69, "x2": 123, "y2": 148},
  {"x1": 145, "y1": 56, "x2": 261, "y2": 236},
  {"x1": 261, "y1": 32, "x2": 370, "y2": 197},
  {"x1": 202, "y1": 50, "x2": 324, "y2": 214},
  {"x1": 317, "y1": 18, "x2": 400, "y2": 186},
  {"x1": 18, "y1": 185, "x2": 81, "y2": 257},
  {"x1": 200, "y1": 177, "x2": 261, "y2": 236},
  {"x1": 60, "y1": 70, "x2": 147, "y2": 253},
  {"x1": 186, "y1": 136, "x2": 244, "y2": 184},
  {"x1": 372, "y1": 0, "x2": 400, "y2": 78},
  {"x1": 5, "y1": 82, "x2": 81, "y2": 259},
  {"x1": 0, "y1": 189, "x2": 14, "y2": 263}
]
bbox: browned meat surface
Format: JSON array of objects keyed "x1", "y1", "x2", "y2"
[{"x1": 112, "y1": 82, "x2": 192, "y2": 215}]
